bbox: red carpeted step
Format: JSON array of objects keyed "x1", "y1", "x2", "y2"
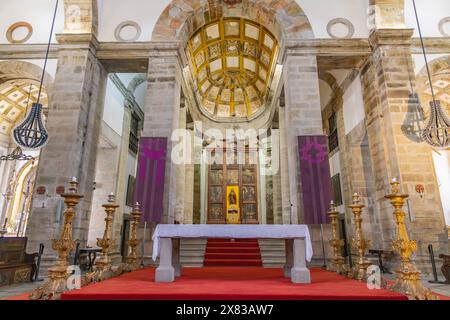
[
  {"x1": 205, "y1": 253, "x2": 262, "y2": 260},
  {"x1": 208, "y1": 238, "x2": 259, "y2": 242},
  {"x1": 206, "y1": 247, "x2": 260, "y2": 254},
  {"x1": 205, "y1": 241, "x2": 260, "y2": 248},
  {"x1": 204, "y1": 259, "x2": 263, "y2": 266},
  {"x1": 204, "y1": 238, "x2": 262, "y2": 267}
]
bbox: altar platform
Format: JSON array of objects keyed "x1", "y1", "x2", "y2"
[{"x1": 59, "y1": 267, "x2": 407, "y2": 300}]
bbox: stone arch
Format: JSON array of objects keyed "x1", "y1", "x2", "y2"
[
  {"x1": 318, "y1": 71, "x2": 343, "y2": 98},
  {"x1": 0, "y1": 61, "x2": 53, "y2": 141},
  {"x1": 416, "y1": 55, "x2": 450, "y2": 116},
  {"x1": 0, "y1": 61, "x2": 53, "y2": 87},
  {"x1": 63, "y1": 0, "x2": 98, "y2": 35},
  {"x1": 127, "y1": 74, "x2": 147, "y2": 93},
  {"x1": 151, "y1": 0, "x2": 314, "y2": 43}
]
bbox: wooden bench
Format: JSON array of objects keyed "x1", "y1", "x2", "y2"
[
  {"x1": 0, "y1": 237, "x2": 38, "y2": 287},
  {"x1": 438, "y1": 254, "x2": 450, "y2": 284}
]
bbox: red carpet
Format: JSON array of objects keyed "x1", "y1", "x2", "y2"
[
  {"x1": 60, "y1": 267, "x2": 408, "y2": 300},
  {"x1": 203, "y1": 238, "x2": 262, "y2": 266}
]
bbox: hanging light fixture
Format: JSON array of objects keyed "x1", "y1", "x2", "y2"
[
  {"x1": 412, "y1": 0, "x2": 450, "y2": 149},
  {"x1": 12, "y1": 0, "x2": 59, "y2": 151},
  {"x1": 0, "y1": 84, "x2": 36, "y2": 161}
]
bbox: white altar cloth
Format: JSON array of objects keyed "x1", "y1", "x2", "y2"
[{"x1": 152, "y1": 224, "x2": 313, "y2": 262}]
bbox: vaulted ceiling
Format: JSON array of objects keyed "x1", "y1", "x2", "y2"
[
  {"x1": 187, "y1": 18, "x2": 278, "y2": 121},
  {"x1": 0, "y1": 80, "x2": 48, "y2": 136}
]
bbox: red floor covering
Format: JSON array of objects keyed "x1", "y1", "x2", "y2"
[
  {"x1": 203, "y1": 239, "x2": 263, "y2": 266},
  {"x1": 57, "y1": 267, "x2": 409, "y2": 300}
]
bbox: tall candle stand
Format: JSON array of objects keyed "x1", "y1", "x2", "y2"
[
  {"x1": 327, "y1": 201, "x2": 347, "y2": 275},
  {"x1": 385, "y1": 179, "x2": 437, "y2": 300},
  {"x1": 30, "y1": 178, "x2": 83, "y2": 300},
  {"x1": 348, "y1": 193, "x2": 371, "y2": 281},
  {"x1": 86, "y1": 193, "x2": 122, "y2": 282},
  {"x1": 123, "y1": 202, "x2": 143, "y2": 272}
]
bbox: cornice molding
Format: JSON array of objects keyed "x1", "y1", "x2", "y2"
[
  {"x1": 368, "y1": 28, "x2": 415, "y2": 48},
  {"x1": 0, "y1": 36, "x2": 449, "y2": 63}
]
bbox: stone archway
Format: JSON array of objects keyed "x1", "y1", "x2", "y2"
[
  {"x1": 416, "y1": 55, "x2": 450, "y2": 117},
  {"x1": 0, "y1": 61, "x2": 53, "y2": 238},
  {"x1": 151, "y1": 0, "x2": 314, "y2": 43},
  {"x1": 0, "y1": 61, "x2": 53, "y2": 88}
]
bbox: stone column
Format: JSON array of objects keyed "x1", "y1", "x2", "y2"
[
  {"x1": 26, "y1": 34, "x2": 107, "y2": 269},
  {"x1": 282, "y1": 54, "x2": 324, "y2": 223},
  {"x1": 271, "y1": 129, "x2": 283, "y2": 225},
  {"x1": 360, "y1": 29, "x2": 448, "y2": 270},
  {"x1": 112, "y1": 108, "x2": 131, "y2": 258},
  {"x1": 142, "y1": 44, "x2": 182, "y2": 225},
  {"x1": 278, "y1": 107, "x2": 291, "y2": 225},
  {"x1": 0, "y1": 137, "x2": 12, "y2": 225},
  {"x1": 184, "y1": 128, "x2": 195, "y2": 224},
  {"x1": 175, "y1": 104, "x2": 186, "y2": 223},
  {"x1": 282, "y1": 53, "x2": 329, "y2": 264}
]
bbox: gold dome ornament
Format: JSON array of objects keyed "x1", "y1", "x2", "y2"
[{"x1": 384, "y1": 179, "x2": 438, "y2": 300}]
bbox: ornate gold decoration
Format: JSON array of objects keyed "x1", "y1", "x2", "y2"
[
  {"x1": 348, "y1": 193, "x2": 371, "y2": 281},
  {"x1": 187, "y1": 18, "x2": 278, "y2": 120},
  {"x1": 86, "y1": 193, "x2": 122, "y2": 282},
  {"x1": 385, "y1": 179, "x2": 438, "y2": 300},
  {"x1": 123, "y1": 202, "x2": 143, "y2": 272},
  {"x1": 30, "y1": 178, "x2": 83, "y2": 300},
  {"x1": 327, "y1": 201, "x2": 347, "y2": 275}
]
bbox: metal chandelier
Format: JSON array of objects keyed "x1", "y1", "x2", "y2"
[
  {"x1": 12, "y1": 0, "x2": 60, "y2": 151},
  {"x1": 412, "y1": 0, "x2": 450, "y2": 149}
]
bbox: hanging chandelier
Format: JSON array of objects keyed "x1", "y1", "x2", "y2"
[
  {"x1": 0, "y1": 146, "x2": 35, "y2": 161},
  {"x1": 11, "y1": 0, "x2": 59, "y2": 151},
  {"x1": 412, "y1": 0, "x2": 450, "y2": 149}
]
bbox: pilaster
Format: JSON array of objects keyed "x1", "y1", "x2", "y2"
[
  {"x1": 142, "y1": 45, "x2": 183, "y2": 225},
  {"x1": 361, "y1": 29, "x2": 448, "y2": 270},
  {"x1": 26, "y1": 34, "x2": 107, "y2": 269}
]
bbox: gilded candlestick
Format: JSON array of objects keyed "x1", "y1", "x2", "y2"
[
  {"x1": 30, "y1": 177, "x2": 83, "y2": 300},
  {"x1": 327, "y1": 201, "x2": 347, "y2": 275},
  {"x1": 123, "y1": 202, "x2": 143, "y2": 272},
  {"x1": 86, "y1": 193, "x2": 121, "y2": 282},
  {"x1": 348, "y1": 193, "x2": 371, "y2": 281},
  {"x1": 385, "y1": 179, "x2": 437, "y2": 300}
]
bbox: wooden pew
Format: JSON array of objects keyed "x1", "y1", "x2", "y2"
[
  {"x1": 0, "y1": 237, "x2": 38, "y2": 287},
  {"x1": 438, "y1": 254, "x2": 450, "y2": 284}
]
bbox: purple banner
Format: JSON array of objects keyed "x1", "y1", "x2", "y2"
[
  {"x1": 298, "y1": 136, "x2": 332, "y2": 225},
  {"x1": 134, "y1": 137, "x2": 168, "y2": 223}
]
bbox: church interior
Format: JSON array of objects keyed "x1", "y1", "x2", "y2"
[{"x1": 0, "y1": 0, "x2": 449, "y2": 301}]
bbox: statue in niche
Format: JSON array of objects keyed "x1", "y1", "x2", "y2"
[{"x1": 228, "y1": 188, "x2": 237, "y2": 205}]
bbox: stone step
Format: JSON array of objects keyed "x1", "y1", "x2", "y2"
[
  {"x1": 258, "y1": 239, "x2": 286, "y2": 267},
  {"x1": 180, "y1": 238, "x2": 207, "y2": 267}
]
